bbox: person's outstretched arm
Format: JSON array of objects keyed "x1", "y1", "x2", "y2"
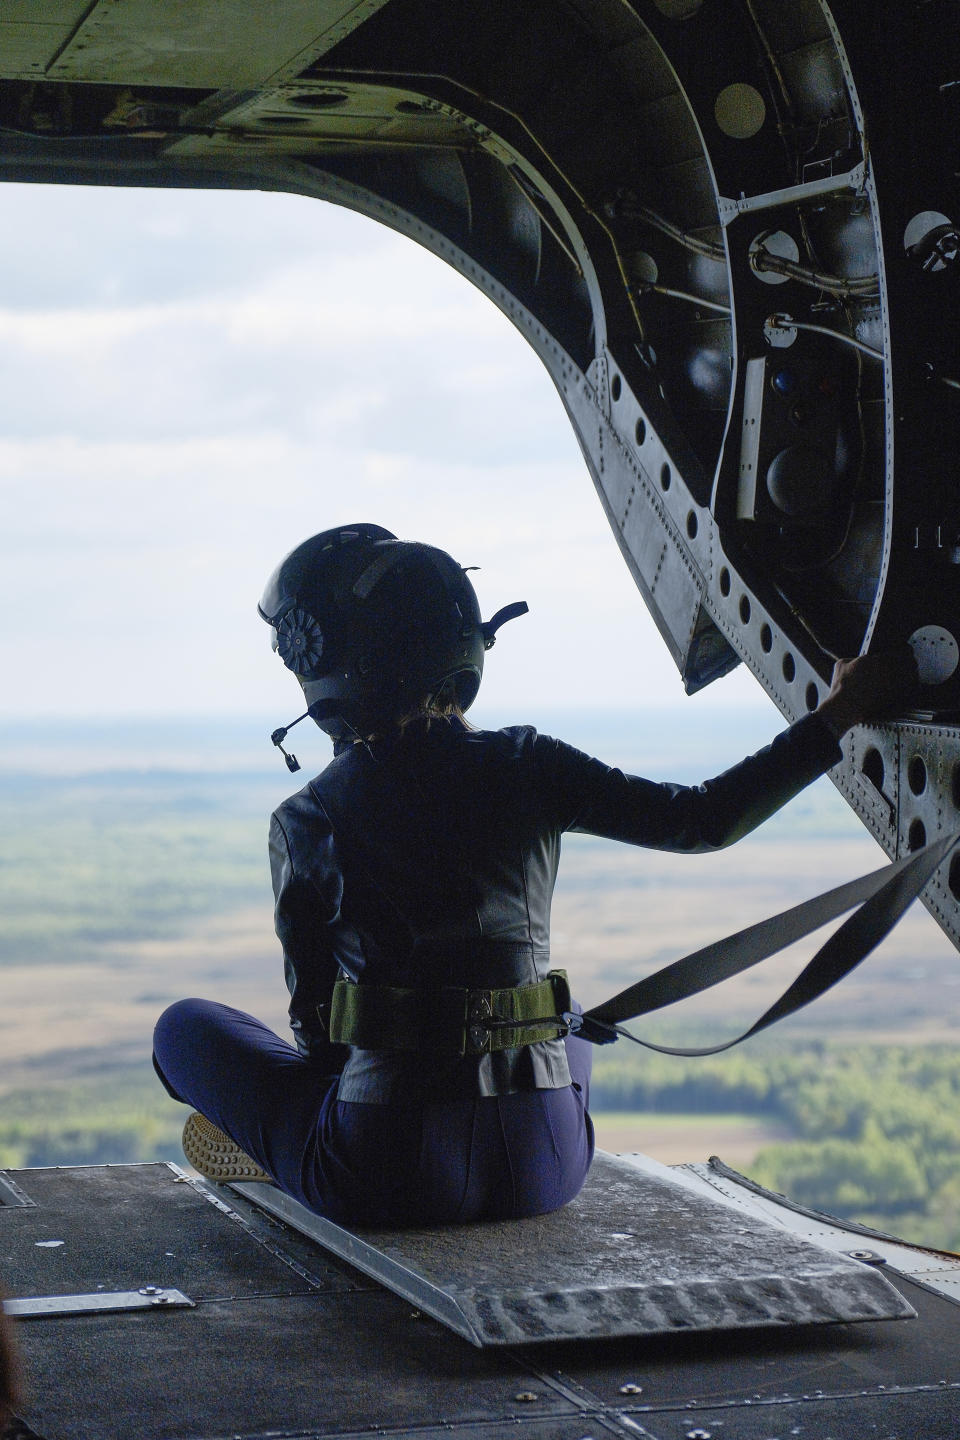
[{"x1": 549, "y1": 648, "x2": 918, "y2": 854}]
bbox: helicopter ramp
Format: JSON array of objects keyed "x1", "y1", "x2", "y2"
[
  {"x1": 3, "y1": 1156, "x2": 960, "y2": 1440},
  {"x1": 227, "y1": 1150, "x2": 913, "y2": 1347}
]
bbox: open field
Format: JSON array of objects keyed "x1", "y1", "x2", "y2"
[
  {"x1": 2, "y1": 744, "x2": 959, "y2": 1058},
  {"x1": 2, "y1": 822, "x2": 956, "y2": 1104},
  {"x1": 1, "y1": 710, "x2": 960, "y2": 1246},
  {"x1": 589, "y1": 1111, "x2": 793, "y2": 1168},
  {"x1": 3, "y1": 836, "x2": 958, "y2": 1105}
]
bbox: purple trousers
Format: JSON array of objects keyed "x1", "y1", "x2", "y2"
[{"x1": 153, "y1": 999, "x2": 595, "y2": 1225}]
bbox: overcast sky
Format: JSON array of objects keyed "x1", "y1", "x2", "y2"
[
  {"x1": 6, "y1": 181, "x2": 959, "y2": 974},
  {"x1": 0, "y1": 179, "x2": 772, "y2": 723}
]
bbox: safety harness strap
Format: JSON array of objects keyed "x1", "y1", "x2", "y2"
[
  {"x1": 571, "y1": 828, "x2": 960, "y2": 1056},
  {"x1": 329, "y1": 970, "x2": 572, "y2": 1055}
]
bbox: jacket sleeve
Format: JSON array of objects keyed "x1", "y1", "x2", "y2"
[
  {"x1": 269, "y1": 809, "x2": 349, "y2": 1070},
  {"x1": 539, "y1": 712, "x2": 843, "y2": 852}
]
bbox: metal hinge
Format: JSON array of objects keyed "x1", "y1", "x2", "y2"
[{"x1": 3, "y1": 1287, "x2": 194, "y2": 1319}]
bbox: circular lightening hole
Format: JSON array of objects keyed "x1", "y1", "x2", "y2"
[
  {"x1": 909, "y1": 819, "x2": 927, "y2": 852},
  {"x1": 395, "y1": 100, "x2": 431, "y2": 114},
  {"x1": 903, "y1": 211, "x2": 955, "y2": 272},
  {"x1": 686, "y1": 511, "x2": 698, "y2": 539},
  {"x1": 908, "y1": 625, "x2": 959, "y2": 685},
  {"x1": 749, "y1": 229, "x2": 800, "y2": 286},
  {"x1": 805, "y1": 682, "x2": 819, "y2": 711},
  {"x1": 289, "y1": 90, "x2": 349, "y2": 109},
  {"x1": 611, "y1": 374, "x2": 622, "y2": 402},
  {"x1": 950, "y1": 853, "x2": 960, "y2": 902},
  {"x1": 630, "y1": 250, "x2": 659, "y2": 284},
  {"x1": 635, "y1": 417, "x2": 647, "y2": 446},
  {"x1": 760, "y1": 623, "x2": 773, "y2": 653},
  {"x1": 908, "y1": 755, "x2": 928, "y2": 796},
  {"x1": 782, "y1": 652, "x2": 796, "y2": 683},
  {"x1": 862, "y1": 748, "x2": 885, "y2": 792},
  {"x1": 714, "y1": 83, "x2": 766, "y2": 139},
  {"x1": 739, "y1": 595, "x2": 751, "y2": 624},
  {"x1": 719, "y1": 567, "x2": 731, "y2": 597},
  {"x1": 660, "y1": 463, "x2": 671, "y2": 491}
]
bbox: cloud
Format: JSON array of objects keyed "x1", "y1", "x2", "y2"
[
  {"x1": 0, "y1": 181, "x2": 764, "y2": 717},
  {"x1": 0, "y1": 218, "x2": 566, "y2": 464},
  {"x1": 0, "y1": 184, "x2": 374, "y2": 309}
]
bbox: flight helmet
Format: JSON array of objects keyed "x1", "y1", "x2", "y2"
[{"x1": 259, "y1": 523, "x2": 527, "y2": 746}]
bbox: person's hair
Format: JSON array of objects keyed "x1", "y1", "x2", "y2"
[
  {"x1": 401, "y1": 676, "x2": 471, "y2": 727},
  {"x1": 358, "y1": 677, "x2": 474, "y2": 743}
]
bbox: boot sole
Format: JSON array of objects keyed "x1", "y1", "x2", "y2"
[{"x1": 181, "y1": 1112, "x2": 273, "y2": 1183}]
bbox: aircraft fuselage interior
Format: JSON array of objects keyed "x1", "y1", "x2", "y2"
[{"x1": 4, "y1": 0, "x2": 958, "y2": 940}]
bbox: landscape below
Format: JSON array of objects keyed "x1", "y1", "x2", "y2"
[{"x1": 2, "y1": 709, "x2": 958, "y2": 1250}]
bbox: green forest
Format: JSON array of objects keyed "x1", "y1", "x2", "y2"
[
  {"x1": 0, "y1": 1040, "x2": 958, "y2": 1253},
  {"x1": 592, "y1": 1042, "x2": 960, "y2": 1250}
]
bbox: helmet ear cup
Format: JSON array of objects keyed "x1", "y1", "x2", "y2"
[{"x1": 275, "y1": 608, "x2": 325, "y2": 677}]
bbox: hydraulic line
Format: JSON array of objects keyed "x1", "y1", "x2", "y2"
[
  {"x1": 637, "y1": 283, "x2": 731, "y2": 315},
  {"x1": 616, "y1": 198, "x2": 878, "y2": 297},
  {"x1": 750, "y1": 248, "x2": 879, "y2": 297},
  {"x1": 768, "y1": 313, "x2": 883, "y2": 360},
  {"x1": 613, "y1": 198, "x2": 725, "y2": 261},
  {"x1": 506, "y1": 166, "x2": 584, "y2": 276}
]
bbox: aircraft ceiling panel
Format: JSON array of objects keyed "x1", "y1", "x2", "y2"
[
  {"x1": 166, "y1": 84, "x2": 478, "y2": 160},
  {"x1": 42, "y1": 0, "x2": 392, "y2": 90},
  {"x1": 0, "y1": 3, "x2": 96, "y2": 82}
]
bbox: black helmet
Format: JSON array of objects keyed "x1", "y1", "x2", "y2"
[{"x1": 259, "y1": 523, "x2": 527, "y2": 744}]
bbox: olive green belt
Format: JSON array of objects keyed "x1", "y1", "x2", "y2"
[{"x1": 328, "y1": 970, "x2": 572, "y2": 1056}]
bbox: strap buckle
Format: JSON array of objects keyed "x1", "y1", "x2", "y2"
[
  {"x1": 466, "y1": 993, "x2": 494, "y2": 1054},
  {"x1": 561, "y1": 1010, "x2": 618, "y2": 1045}
]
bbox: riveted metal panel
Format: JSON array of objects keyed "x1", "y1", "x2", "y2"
[
  {"x1": 4, "y1": 1163, "x2": 960, "y2": 1440},
  {"x1": 0, "y1": 29, "x2": 74, "y2": 81},
  {"x1": 231, "y1": 1151, "x2": 915, "y2": 1347},
  {"x1": 47, "y1": 0, "x2": 391, "y2": 88}
]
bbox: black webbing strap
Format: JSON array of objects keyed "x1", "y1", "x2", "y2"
[{"x1": 571, "y1": 829, "x2": 960, "y2": 1056}]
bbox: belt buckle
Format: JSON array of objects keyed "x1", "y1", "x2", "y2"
[{"x1": 466, "y1": 991, "x2": 493, "y2": 1054}]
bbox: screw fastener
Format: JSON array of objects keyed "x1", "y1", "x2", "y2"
[{"x1": 846, "y1": 1248, "x2": 886, "y2": 1265}]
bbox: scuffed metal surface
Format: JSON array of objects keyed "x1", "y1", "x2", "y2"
[
  {"x1": 232, "y1": 1151, "x2": 915, "y2": 1346},
  {"x1": 4, "y1": 1164, "x2": 958, "y2": 1438}
]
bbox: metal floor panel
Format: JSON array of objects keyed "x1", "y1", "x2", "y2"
[
  {"x1": 0, "y1": 1163, "x2": 340, "y2": 1302},
  {"x1": 229, "y1": 1150, "x2": 914, "y2": 1346},
  {"x1": 670, "y1": 1154, "x2": 960, "y2": 1307},
  {"x1": 2, "y1": 1163, "x2": 960, "y2": 1440},
  {"x1": 10, "y1": 1294, "x2": 579, "y2": 1440},
  {"x1": 0, "y1": 1165, "x2": 550, "y2": 1440},
  {"x1": 535, "y1": 1273, "x2": 960, "y2": 1412}
]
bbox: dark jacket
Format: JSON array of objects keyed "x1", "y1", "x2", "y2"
[{"x1": 269, "y1": 713, "x2": 841, "y2": 1103}]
